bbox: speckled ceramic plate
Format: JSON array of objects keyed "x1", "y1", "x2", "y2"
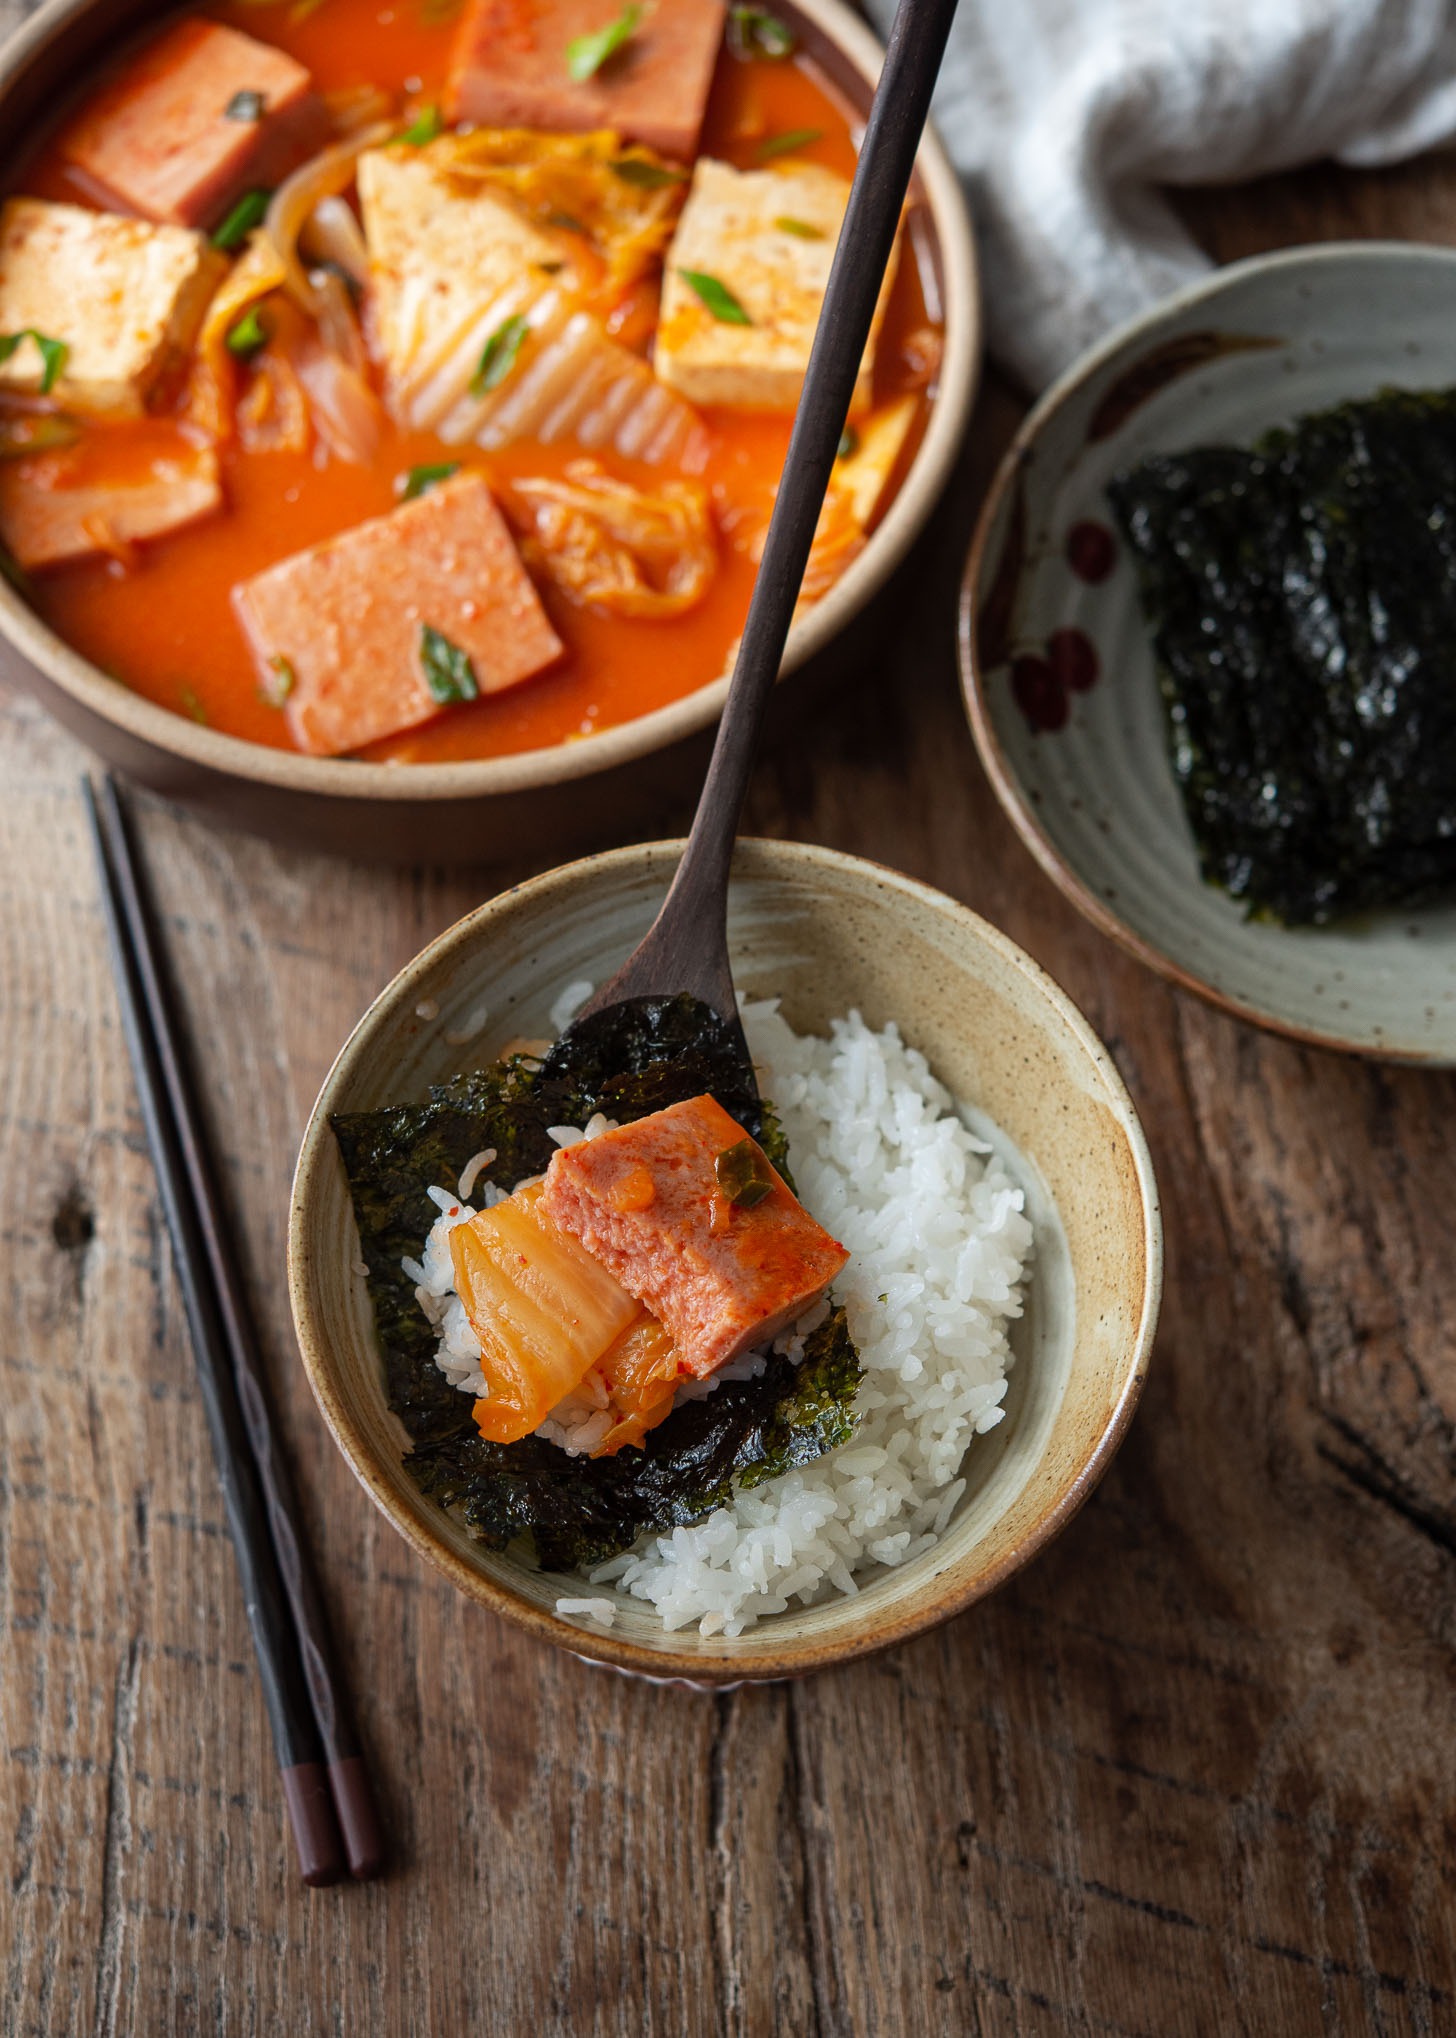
[
  {"x1": 961, "y1": 242, "x2": 1456, "y2": 1064},
  {"x1": 290, "y1": 840, "x2": 1161, "y2": 1685}
]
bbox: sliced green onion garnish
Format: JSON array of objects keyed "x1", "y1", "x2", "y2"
[
  {"x1": 728, "y1": 4, "x2": 795, "y2": 60},
  {"x1": 420, "y1": 624, "x2": 480, "y2": 704},
  {"x1": 715, "y1": 1139, "x2": 775, "y2": 1208},
  {"x1": 225, "y1": 307, "x2": 269, "y2": 357},
  {"x1": 609, "y1": 157, "x2": 688, "y2": 189},
  {"x1": 400, "y1": 102, "x2": 444, "y2": 145},
  {"x1": 400, "y1": 461, "x2": 460, "y2": 500},
  {"x1": 0, "y1": 328, "x2": 69, "y2": 395},
  {"x1": 211, "y1": 189, "x2": 271, "y2": 250},
  {"x1": 757, "y1": 126, "x2": 823, "y2": 160},
  {"x1": 678, "y1": 269, "x2": 751, "y2": 325},
  {"x1": 566, "y1": 3, "x2": 641, "y2": 81},
  {"x1": 470, "y1": 314, "x2": 529, "y2": 395}
]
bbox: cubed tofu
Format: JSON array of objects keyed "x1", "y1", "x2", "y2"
[
  {"x1": 358, "y1": 144, "x2": 705, "y2": 465},
  {"x1": 0, "y1": 198, "x2": 225, "y2": 418},
  {"x1": 655, "y1": 159, "x2": 900, "y2": 416},
  {"x1": 446, "y1": 0, "x2": 724, "y2": 161},
  {"x1": 58, "y1": 19, "x2": 329, "y2": 229},
  {"x1": 0, "y1": 425, "x2": 222, "y2": 571},
  {"x1": 357, "y1": 146, "x2": 565, "y2": 387},
  {"x1": 540, "y1": 1094, "x2": 849, "y2": 1378},
  {"x1": 231, "y1": 472, "x2": 564, "y2": 757},
  {"x1": 832, "y1": 394, "x2": 919, "y2": 527}
]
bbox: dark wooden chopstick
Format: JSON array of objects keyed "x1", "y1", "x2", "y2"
[{"x1": 84, "y1": 775, "x2": 385, "y2": 1885}]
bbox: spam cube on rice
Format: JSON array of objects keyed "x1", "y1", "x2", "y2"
[
  {"x1": 231, "y1": 472, "x2": 563, "y2": 756},
  {"x1": 655, "y1": 159, "x2": 900, "y2": 416},
  {"x1": 59, "y1": 19, "x2": 329, "y2": 229},
  {"x1": 0, "y1": 198, "x2": 225, "y2": 417},
  {"x1": 540, "y1": 1094, "x2": 849, "y2": 1378},
  {"x1": 445, "y1": 0, "x2": 725, "y2": 161},
  {"x1": 0, "y1": 426, "x2": 221, "y2": 572}
]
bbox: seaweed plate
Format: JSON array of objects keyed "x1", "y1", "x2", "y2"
[{"x1": 960, "y1": 242, "x2": 1456, "y2": 1063}]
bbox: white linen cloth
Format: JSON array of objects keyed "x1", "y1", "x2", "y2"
[{"x1": 864, "y1": 0, "x2": 1456, "y2": 389}]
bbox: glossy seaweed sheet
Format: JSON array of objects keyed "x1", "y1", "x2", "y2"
[
  {"x1": 331, "y1": 996, "x2": 860, "y2": 1573},
  {"x1": 1108, "y1": 387, "x2": 1456, "y2": 925}
]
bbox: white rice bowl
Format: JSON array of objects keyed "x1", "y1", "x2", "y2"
[{"x1": 406, "y1": 999, "x2": 1035, "y2": 1639}]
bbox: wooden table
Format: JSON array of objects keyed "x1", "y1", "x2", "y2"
[{"x1": 4, "y1": 26, "x2": 1455, "y2": 2025}]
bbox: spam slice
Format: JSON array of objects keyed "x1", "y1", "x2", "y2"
[
  {"x1": 540, "y1": 1093, "x2": 849, "y2": 1378},
  {"x1": 0, "y1": 424, "x2": 221, "y2": 572},
  {"x1": 231, "y1": 472, "x2": 564, "y2": 757},
  {"x1": 58, "y1": 19, "x2": 329, "y2": 229},
  {"x1": 0, "y1": 198, "x2": 225, "y2": 418},
  {"x1": 445, "y1": 0, "x2": 725, "y2": 162},
  {"x1": 655, "y1": 159, "x2": 900, "y2": 415}
]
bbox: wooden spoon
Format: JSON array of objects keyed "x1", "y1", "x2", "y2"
[{"x1": 550, "y1": 0, "x2": 963, "y2": 1089}]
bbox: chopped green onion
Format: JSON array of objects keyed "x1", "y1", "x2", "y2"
[
  {"x1": 179, "y1": 686, "x2": 209, "y2": 725},
  {"x1": 757, "y1": 126, "x2": 822, "y2": 160},
  {"x1": 470, "y1": 313, "x2": 529, "y2": 394},
  {"x1": 836, "y1": 426, "x2": 858, "y2": 460},
  {"x1": 678, "y1": 269, "x2": 751, "y2": 325},
  {"x1": 565, "y1": 3, "x2": 641, "y2": 81},
  {"x1": 400, "y1": 102, "x2": 443, "y2": 145},
  {"x1": 225, "y1": 88, "x2": 265, "y2": 121},
  {"x1": 774, "y1": 214, "x2": 824, "y2": 239},
  {"x1": 419, "y1": 624, "x2": 479, "y2": 705},
  {"x1": 225, "y1": 307, "x2": 268, "y2": 357},
  {"x1": 400, "y1": 460, "x2": 460, "y2": 500},
  {"x1": 211, "y1": 189, "x2": 270, "y2": 250},
  {"x1": 0, "y1": 413, "x2": 81, "y2": 460},
  {"x1": 0, "y1": 329, "x2": 68, "y2": 395},
  {"x1": 258, "y1": 655, "x2": 296, "y2": 707},
  {"x1": 728, "y1": 4, "x2": 795, "y2": 60},
  {"x1": 609, "y1": 157, "x2": 688, "y2": 189},
  {"x1": 714, "y1": 1138, "x2": 775, "y2": 1209},
  {"x1": 545, "y1": 207, "x2": 591, "y2": 232}
]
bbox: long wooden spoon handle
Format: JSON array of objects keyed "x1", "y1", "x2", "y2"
[{"x1": 622, "y1": 0, "x2": 964, "y2": 1007}]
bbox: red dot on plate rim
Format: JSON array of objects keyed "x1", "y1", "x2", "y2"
[
  {"x1": 1066, "y1": 519, "x2": 1116, "y2": 584},
  {"x1": 1047, "y1": 627, "x2": 1099, "y2": 693},
  {"x1": 1010, "y1": 653, "x2": 1068, "y2": 733}
]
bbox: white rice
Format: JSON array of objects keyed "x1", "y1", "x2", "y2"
[{"x1": 405, "y1": 1000, "x2": 1034, "y2": 1638}]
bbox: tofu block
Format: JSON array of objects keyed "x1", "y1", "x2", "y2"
[
  {"x1": 0, "y1": 428, "x2": 221, "y2": 571},
  {"x1": 445, "y1": 0, "x2": 725, "y2": 161},
  {"x1": 358, "y1": 145, "x2": 705, "y2": 465},
  {"x1": 357, "y1": 147, "x2": 565, "y2": 385},
  {"x1": 59, "y1": 19, "x2": 329, "y2": 229},
  {"x1": 832, "y1": 394, "x2": 919, "y2": 527},
  {"x1": 540, "y1": 1094, "x2": 849, "y2": 1378},
  {"x1": 0, "y1": 198, "x2": 225, "y2": 418},
  {"x1": 231, "y1": 472, "x2": 564, "y2": 757},
  {"x1": 655, "y1": 159, "x2": 900, "y2": 416}
]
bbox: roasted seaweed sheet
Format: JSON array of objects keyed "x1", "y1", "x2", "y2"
[
  {"x1": 1108, "y1": 387, "x2": 1456, "y2": 924},
  {"x1": 331, "y1": 995, "x2": 859, "y2": 1572}
]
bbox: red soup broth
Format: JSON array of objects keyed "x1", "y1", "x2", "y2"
[{"x1": 10, "y1": 0, "x2": 940, "y2": 762}]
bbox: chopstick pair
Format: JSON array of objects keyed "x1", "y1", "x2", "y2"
[{"x1": 84, "y1": 774, "x2": 384, "y2": 1887}]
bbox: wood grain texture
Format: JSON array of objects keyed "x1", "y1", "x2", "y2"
[{"x1": 2, "y1": 5, "x2": 1455, "y2": 2021}]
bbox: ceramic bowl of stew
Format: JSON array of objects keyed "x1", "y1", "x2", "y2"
[
  {"x1": 288, "y1": 836, "x2": 1162, "y2": 1684},
  {"x1": 0, "y1": 0, "x2": 978, "y2": 862}
]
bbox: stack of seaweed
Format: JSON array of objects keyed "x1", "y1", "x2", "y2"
[{"x1": 1109, "y1": 387, "x2": 1456, "y2": 925}]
